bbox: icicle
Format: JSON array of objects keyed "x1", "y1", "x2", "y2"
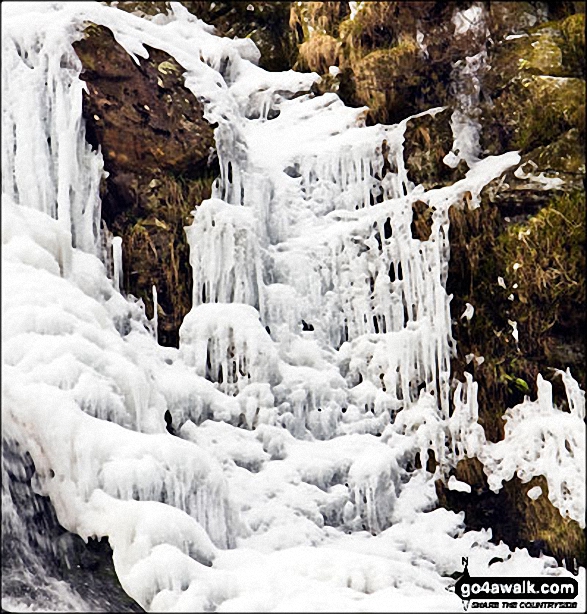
[
  {"x1": 2, "y1": 9, "x2": 105, "y2": 255},
  {"x1": 152, "y1": 285, "x2": 158, "y2": 343},
  {"x1": 4, "y1": 5, "x2": 559, "y2": 611},
  {"x1": 112, "y1": 236, "x2": 123, "y2": 293},
  {"x1": 555, "y1": 368, "x2": 585, "y2": 420}
]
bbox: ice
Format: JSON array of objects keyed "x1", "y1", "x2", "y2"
[
  {"x1": 527, "y1": 486, "x2": 543, "y2": 500},
  {"x1": 508, "y1": 318, "x2": 519, "y2": 343},
  {"x1": 112, "y1": 236, "x2": 123, "y2": 293},
  {"x1": 460, "y1": 302, "x2": 474, "y2": 320},
  {"x1": 480, "y1": 374, "x2": 585, "y2": 526},
  {"x1": 186, "y1": 199, "x2": 264, "y2": 309},
  {"x1": 152, "y1": 284, "x2": 158, "y2": 341},
  {"x1": 180, "y1": 303, "x2": 280, "y2": 396},
  {"x1": 555, "y1": 367, "x2": 586, "y2": 420},
  {"x1": 2, "y1": 1, "x2": 584, "y2": 611},
  {"x1": 2, "y1": 5, "x2": 104, "y2": 254},
  {"x1": 448, "y1": 476, "x2": 472, "y2": 493},
  {"x1": 445, "y1": 4, "x2": 490, "y2": 170}
]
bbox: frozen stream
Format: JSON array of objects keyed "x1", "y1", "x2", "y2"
[{"x1": 2, "y1": 2, "x2": 584, "y2": 612}]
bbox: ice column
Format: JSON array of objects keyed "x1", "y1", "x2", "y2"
[
  {"x1": 2, "y1": 16, "x2": 105, "y2": 255},
  {"x1": 112, "y1": 236, "x2": 123, "y2": 293}
]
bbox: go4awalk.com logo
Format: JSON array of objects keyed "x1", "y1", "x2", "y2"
[{"x1": 448, "y1": 558, "x2": 579, "y2": 611}]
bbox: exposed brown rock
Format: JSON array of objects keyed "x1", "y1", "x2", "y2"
[
  {"x1": 73, "y1": 24, "x2": 217, "y2": 347},
  {"x1": 75, "y1": 26, "x2": 214, "y2": 177}
]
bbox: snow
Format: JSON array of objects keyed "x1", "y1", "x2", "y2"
[
  {"x1": 2, "y1": 1, "x2": 584, "y2": 612},
  {"x1": 448, "y1": 476, "x2": 472, "y2": 493},
  {"x1": 152, "y1": 284, "x2": 158, "y2": 342},
  {"x1": 461, "y1": 302, "x2": 474, "y2": 320},
  {"x1": 508, "y1": 319, "x2": 519, "y2": 342}
]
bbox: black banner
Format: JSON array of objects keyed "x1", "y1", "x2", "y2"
[
  {"x1": 455, "y1": 577, "x2": 579, "y2": 600},
  {"x1": 452, "y1": 559, "x2": 579, "y2": 601}
]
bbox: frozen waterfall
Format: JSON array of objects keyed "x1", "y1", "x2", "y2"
[{"x1": 2, "y1": 2, "x2": 584, "y2": 612}]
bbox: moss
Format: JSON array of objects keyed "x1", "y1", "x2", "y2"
[
  {"x1": 514, "y1": 75, "x2": 585, "y2": 151},
  {"x1": 447, "y1": 203, "x2": 528, "y2": 437},
  {"x1": 296, "y1": 33, "x2": 341, "y2": 74},
  {"x1": 337, "y1": 1, "x2": 399, "y2": 62},
  {"x1": 526, "y1": 128, "x2": 585, "y2": 174},
  {"x1": 559, "y1": 12, "x2": 586, "y2": 76},
  {"x1": 353, "y1": 39, "x2": 425, "y2": 123},
  {"x1": 290, "y1": 1, "x2": 349, "y2": 42},
  {"x1": 486, "y1": 14, "x2": 584, "y2": 87},
  {"x1": 448, "y1": 188, "x2": 586, "y2": 447},
  {"x1": 521, "y1": 31, "x2": 565, "y2": 76},
  {"x1": 507, "y1": 476, "x2": 585, "y2": 564},
  {"x1": 115, "y1": 171, "x2": 215, "y2": 347},
  {"x1": 403, "y1": 109, "x2": 465, "y2": 188},
  {"x1": 482, "y1": 10, "x2": 586, "y2": 156},
  {"x1": 496, "y1": 190, "x2": 586, "y2": 385},
  {"x1": 485, "y1": 71, "x2": 585, "y2": 154}
]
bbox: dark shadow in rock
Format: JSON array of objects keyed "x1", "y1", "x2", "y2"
[{"x1": 2, "y1": 436, "x2": 144, "y2": 612}]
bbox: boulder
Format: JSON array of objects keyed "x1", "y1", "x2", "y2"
[{"x1": 73, "y1": 24, "x2": 217, "y2": 347}]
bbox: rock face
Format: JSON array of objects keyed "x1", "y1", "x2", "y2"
[
  {"x1": 76, "y1": 1, "x2": 584, "y2": 565},
  {"x1": 73, "y1": 24, "x2": 217, "y2": 347}
]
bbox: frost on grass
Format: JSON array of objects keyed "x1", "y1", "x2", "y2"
[{"x1": 2, "y1": 1, "x2": 584, "y2": 612}]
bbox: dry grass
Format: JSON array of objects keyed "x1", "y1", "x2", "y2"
[
  {"x1": 497, "y1": 190, "x2": 586, "y2": 339},
  {"x1": 297, "y1": 33, "x2": 342, "y2": 73}
]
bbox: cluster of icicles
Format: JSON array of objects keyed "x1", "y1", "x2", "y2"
[{"x1": 2, "y1": 2, "x2": 584, "y2": 612}]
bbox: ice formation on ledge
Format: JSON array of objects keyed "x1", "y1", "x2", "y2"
[
  {"x1": 480, "y1": 374, "x2": 586, "y2": 527},
  {"x1": 2, "y1": 2, "x2": 584, "y2": 612}
]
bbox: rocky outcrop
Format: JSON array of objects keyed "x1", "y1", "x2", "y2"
[{"x1": 74, "y1": 24, "x2": 217, "y2": 347}]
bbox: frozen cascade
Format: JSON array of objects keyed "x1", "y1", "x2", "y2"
[
  {"x1": 2, "y1": 3, "x2": 584, "y2": 613},
  {"x1": 444, "y1": 2, "x2": 490, "y2": 171},
  {"x1": 1, "y1": 5, "x2": 104, "y2": 254}
]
